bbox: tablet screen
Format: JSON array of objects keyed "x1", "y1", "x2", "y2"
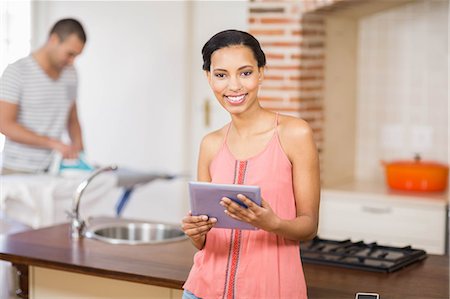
[{"x1": 188, "y1": 181, "x2": 261, "y2": 230}]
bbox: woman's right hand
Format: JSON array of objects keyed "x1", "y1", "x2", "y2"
[{"x1": 181, "y1": 211, "x2": 217, "y2": 249}]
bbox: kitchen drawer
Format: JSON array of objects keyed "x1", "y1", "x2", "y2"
[{"x1": 318, "y1": 190, "x2": 447, "y2": 254}]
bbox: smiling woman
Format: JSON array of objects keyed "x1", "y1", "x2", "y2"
[{"x1": 181, "y1": 30, "x2": 321, "y2": 299}]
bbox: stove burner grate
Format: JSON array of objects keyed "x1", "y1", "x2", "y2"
[{"x1": 300, "y1": 237, "x2": 427, "y2": 272}]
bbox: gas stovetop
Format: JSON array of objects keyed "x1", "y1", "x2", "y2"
[{"x1": 300, "y1": 237, "x2": 427, "y2": 273}]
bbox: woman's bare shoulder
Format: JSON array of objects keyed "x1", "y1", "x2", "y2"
[
  {"x1": 278, "y1": 114, "x2": 313, "y2": 140},
  {"x1": 277, "y1": 114, "x2": 316, "y2": 159},
  {"x1": 200, "y1": 124, "x2": 229, "y2": 155}
]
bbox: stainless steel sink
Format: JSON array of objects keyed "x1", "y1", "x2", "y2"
[{"x1": 84, "y1": 217, "x2": 187, "y2": 245}]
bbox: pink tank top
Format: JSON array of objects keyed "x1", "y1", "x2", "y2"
[{"x1": 184, "y1": 114, "x2": 308, "y2": 299}]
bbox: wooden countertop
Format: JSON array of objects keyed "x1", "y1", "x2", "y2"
[
  {"x1": 0, "y1": 223, "x2": 196, "y2": 289},
  {"x1": 0, "y1": 223, "x2": 448, "y2": 298}
]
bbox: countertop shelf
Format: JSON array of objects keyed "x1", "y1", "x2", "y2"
[
  {"x1": 323, "y1": 180, "x2": 449, "y2": 204},
  {"x1": 0, "y1": 223, "x2": 448, "y2": 298}
]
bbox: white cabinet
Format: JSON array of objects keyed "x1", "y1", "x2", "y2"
[{"x1": 318, "y1": 182, "x2": 448, "y2": 254}]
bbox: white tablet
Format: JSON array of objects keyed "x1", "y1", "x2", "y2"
[{"x1": 188, "y1": 181, "x2": 262, "y2": 230}]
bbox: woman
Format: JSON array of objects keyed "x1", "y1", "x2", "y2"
[{"x1": 181, "y1": 29, "x2": 320, "y2": 299}]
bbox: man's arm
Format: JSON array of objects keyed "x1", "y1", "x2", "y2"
[
  {"x1": 0, "y1": 100, "x2": 74, "y2": 157},
  {"x1": 67, "y1": 102, "x2": 84, "y2": 152}
]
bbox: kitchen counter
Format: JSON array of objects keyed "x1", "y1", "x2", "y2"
[
  {"x1": 320, "y1": 180, "x2": 449, "y2": 255},
  {"x1": 0, "y1": 223, "x2": 448, "y2": 299},
  {"x1": 323, "y1": 180, "x2": 449, "y2": 203},
  {"x1": 0, "y1": 223, "x2": 195, "y2": 289}
]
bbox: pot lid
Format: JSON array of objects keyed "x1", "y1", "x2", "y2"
[{"x1": 383, "y1": 154, "x2": 449, "y2": 169}]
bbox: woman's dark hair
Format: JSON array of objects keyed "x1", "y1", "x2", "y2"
[
  {"x1": 50, "y1": 18, "x2": 87, "y2": 43},
  {"x1": 201, "y1": 29, "x2": 266, "y2": 71}
]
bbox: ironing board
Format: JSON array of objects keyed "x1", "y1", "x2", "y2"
[
  {"x1": 114, "y1": 168, "x2": 176, "y2": 216},
  {"x1": 0, "y1": 168, "x2": 178, "y2": 228}
]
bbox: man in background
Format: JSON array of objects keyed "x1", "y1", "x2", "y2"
[{"x1": 0, "y1": 18, "x2": 86, "y2": 174}]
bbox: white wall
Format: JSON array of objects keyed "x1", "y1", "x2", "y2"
[
  {"x1": 355, "y1": 0, "x2": 449, "y2": 182},
  {"x1": 33, "y1": 1, "x2": 189, "y2": 173}
]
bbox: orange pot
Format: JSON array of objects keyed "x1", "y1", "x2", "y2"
[{"x1": 382, "y1": 158, "x2": 449, "y2": 192}]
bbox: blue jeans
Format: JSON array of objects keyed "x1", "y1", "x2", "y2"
[{"x1": 182, "y1": 289, "x2": 201, "y2": 299}]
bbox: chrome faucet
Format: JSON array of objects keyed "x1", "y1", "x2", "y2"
[{"x1": 69, "y1": 165, "x2": 118, "y2": 239}]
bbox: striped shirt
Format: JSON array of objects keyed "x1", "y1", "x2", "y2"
[{"x1": 0, "y1": 55, "x2": 77, "y2": 172}]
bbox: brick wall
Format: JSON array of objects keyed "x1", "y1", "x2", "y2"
[{"x1": 249, "y1": 0, "x2": 342, "y2": 154}]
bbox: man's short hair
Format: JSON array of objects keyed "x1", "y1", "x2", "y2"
[{"x1": 49, "y1": 18, "x2": 87, "y2": 43}]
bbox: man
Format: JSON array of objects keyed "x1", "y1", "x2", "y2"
[{"x1": 0, "y1": 18, "x2": 86, "y2": 174}]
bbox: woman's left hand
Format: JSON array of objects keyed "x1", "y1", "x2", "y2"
[{"x1": 220, "y1": 194, "x2": 279, "y2": 232}]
